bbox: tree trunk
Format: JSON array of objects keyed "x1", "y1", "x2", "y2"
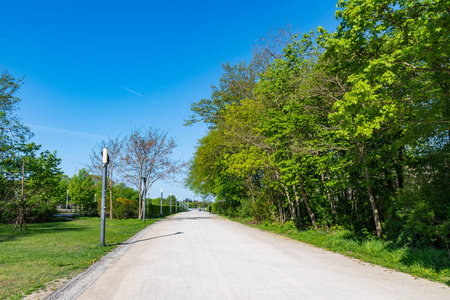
[
  {"x1": 320, "y1": 172, "x2": 336, "y2": 214},
  {"x1": 292, "y1": 185, "x2": 302, "y2": 226},
  {"x1": 349, "y1": 180, "x2": 357, "y2": 215},
  {"x1": 357, "y1": 141, "x2": 383, "y2": 238},
  {"x1": 138, "y1": 181, "x2": 142, "y2": 219},
  {"x1": 364, "y1": 166, "x2": 383, "y2": 238},
  {"x1": 283, "y1": 185, "x2": 296, "y2": 223},
  {"x1": 249, "y1": 175, "x2": 255, "y2": 205},
  {"x1": 109, "y1": 187, "x2": 113, "y2": 220},
  {"x1": 394, "y1": 146, "x2": 405, "y2": 190},
  {"x1": 298, "y1": 177, "x2": 317, "y2": 228},
  {"x1": 274, "y1": 169, "x2": 296, "y2": 224},
  {"x1": 14, "y1": 160, "x2": 27, "y2": 231}
]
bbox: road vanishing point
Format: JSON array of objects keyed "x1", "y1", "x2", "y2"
[{"x1": 47, "y1": 210, "x2": 450, "y2": 300}]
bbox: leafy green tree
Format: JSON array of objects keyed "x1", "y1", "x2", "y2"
[
  {"x1": 56, "y1": 175, "x2": 70, "y2": 206},
  {"x1": 319, "y1": 0, "x2": 450, "y2": 238},
  {"x1": 185, "y1": 3, "x2": 449, "y2": 248},
  {"x1": 0, "y1": 143, "x2": 62, "y2": 229},
  {"x1": 186, "y1": 127, "x2": 247, "y2": 215},
  {"x1": 69, "y1": 168, "x2": 96, "y2": 214},
  {"x1": 29, "y1": 150, "x2": 64, "y2": 204},
  {"x1": 184, "y1": 62, "x2": 258, "y2": 127},
  {"x1": 0, "y1": 68, "x2": 33, "y2": 161},
  {"x1": 184, "y1": 26, "x2": 297, "y2": 128}
]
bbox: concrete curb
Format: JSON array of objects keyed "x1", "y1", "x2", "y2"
[{"x1": 44, "y1": 221, "x2": 158, "y2": 300}]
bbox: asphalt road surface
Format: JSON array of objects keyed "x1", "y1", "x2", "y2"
[{"x1": 48, "y1": 211, "x2": 450, "y2": 300}]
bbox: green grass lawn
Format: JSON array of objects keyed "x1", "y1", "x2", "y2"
[
  {"x1": 230, "y1": 217, "x2": 450, "y2": 287},
  {"x1": 0, "y1": 217, "x2": 159, "y2": 300}
]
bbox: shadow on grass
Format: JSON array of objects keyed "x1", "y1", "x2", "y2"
[
  {"x1": 398, "y1": 246, "x2": 450, "y2": 284},
  {"x1": 0, "y1": 219, "x2": 87, "y2": 243}
]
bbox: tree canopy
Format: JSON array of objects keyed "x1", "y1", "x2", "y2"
[{"x1": 186, "y1": 0, "x2": 449, "y2": 248}]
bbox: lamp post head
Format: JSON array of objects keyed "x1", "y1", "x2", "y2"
[{"x1": 102, "y1": 148, "x2": 109, "y2": 164}]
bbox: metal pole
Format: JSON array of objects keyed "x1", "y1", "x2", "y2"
[
  {"x1": 66, "y1": 190, "x2": 69, "y2": 212},
  {"x1": 100, "y1": 148, "x2": 109, "y2": 246},
  {"x1": 170, "y1": 193, "x2": 172, "y2": 214},
  {"x1": 160, "y1": 188, "x2": 163, "y2": 216},
  {"x1": 142, "y1": 177, "x2": 147, "y2": 222},
  {"x1": 175, "y1": 196, "x2": 177, "y2": 212}
]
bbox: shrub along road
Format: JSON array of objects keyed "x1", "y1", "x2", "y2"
[{"x1": 49, "y1": 211, "x2": 449, "y2": 300}]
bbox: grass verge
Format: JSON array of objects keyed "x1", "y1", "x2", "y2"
[
  {"x1": 228, "y1": 217, "x2": 450, "y2": 287},
  {"x1": 0, "y1": 217, "x2": 161, "y2": 300}
]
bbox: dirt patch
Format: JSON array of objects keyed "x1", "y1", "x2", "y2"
[{"x1": 22, "y1": 278, "x2": 69, "y2": 300}]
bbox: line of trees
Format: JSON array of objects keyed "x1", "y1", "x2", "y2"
[
  {"x1": 186, "y1": 0, "x2": 449, "y2": 249},
  {"x1": 64, "y1": 172, "x2": 186, "y2": 220}
]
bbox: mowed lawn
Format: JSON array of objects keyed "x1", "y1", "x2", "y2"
[{"x1": 0, "y1": 217, "x2": 157, "y2": 300}]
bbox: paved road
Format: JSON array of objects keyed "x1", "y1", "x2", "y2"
[{"x1": 50, "y1": 211, "x2": 449, "y2": 300}]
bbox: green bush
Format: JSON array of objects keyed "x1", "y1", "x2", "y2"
[
  {"x1": 386, "y1": 183, "x2": 450, "y2": 249},
  {"x1": 0, "y1": 201, "x2": 16, "y2": 223},
  {"x1": 114, "y1": 198, "x2": 135, "y2": 219},
  {"x1": 28, "y1": 203, "x2": 58, "y2": 223}
]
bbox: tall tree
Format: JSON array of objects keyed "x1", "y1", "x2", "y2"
[
  {"x1": 69, "y1": 168, "x2": 96, "y2": 213},
  {"x1": 122, "y1": 126, "x2": 184, "y2": 219},
  {"x1": 0, "y1": 69, "x2": 33, "y2": 161},
  {"x1": 320, "y1": 0, "x2": 450, "y2": 237},
  {"x1": 185, "y1": 26, "x2": 299, "y2": 128},
  {"x1": 1, "y1": 143, "x2": 62, "y2": 230}
]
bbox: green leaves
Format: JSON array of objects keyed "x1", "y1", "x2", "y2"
[
  {"x1": 0, "y1": 69, "x2": 33, "y2": 161},
  {"x1": 69, "y1": 168, "x2": 95, "y2": 208},
  {"x1": 186, "y1": 2, "x2": 448, "y2": 244}
]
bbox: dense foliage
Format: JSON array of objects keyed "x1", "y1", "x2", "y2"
[{"x1": 186, "y1": 0, "x2": 449, "y2": 249}]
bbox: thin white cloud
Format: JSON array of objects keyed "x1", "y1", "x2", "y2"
[
  {"x1": 120, "y1": 86, "x2": 143, "y2": 97},
  {"x1": 27, "y1": 124, "x2": 107, "y2": 141}
]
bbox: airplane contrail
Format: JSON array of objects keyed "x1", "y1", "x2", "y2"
[
  {"x1": 120, "y1": 86, "x2": 143, "y2": 97},
  {"x1": 27, "y1": 124, "x2": 107, "y2": 141}
]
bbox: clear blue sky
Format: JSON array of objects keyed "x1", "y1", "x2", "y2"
[{"x1": 1, "y1": 0, "x2": 339, "y2": 201}]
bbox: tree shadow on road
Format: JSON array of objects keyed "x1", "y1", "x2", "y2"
[
  {"x1": 169, "y1": 216, "x2": 217, "y2": 221},
  {"x1": 119, "y1": 232, "x2": 184, "y2": 245}
]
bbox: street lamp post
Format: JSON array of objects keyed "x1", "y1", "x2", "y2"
[
  {"x1": 170, "y1": 193, "x2": 172, "y2": 214},
  {"x1": 100, "y1": 148, "x2": 109, "y2": 246},
  {"x1": 175, "y1": 196, "x2": 177, "y2": 212},
  {"x1": 160, "y1": 188, "x2": 163, "y2": 216},
  {"x1": 142, "y1": 177, "x2": 147, "y2": 222},
  {"x1": 66, "y1": 190, "x2": 69, "y2": 212}
]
